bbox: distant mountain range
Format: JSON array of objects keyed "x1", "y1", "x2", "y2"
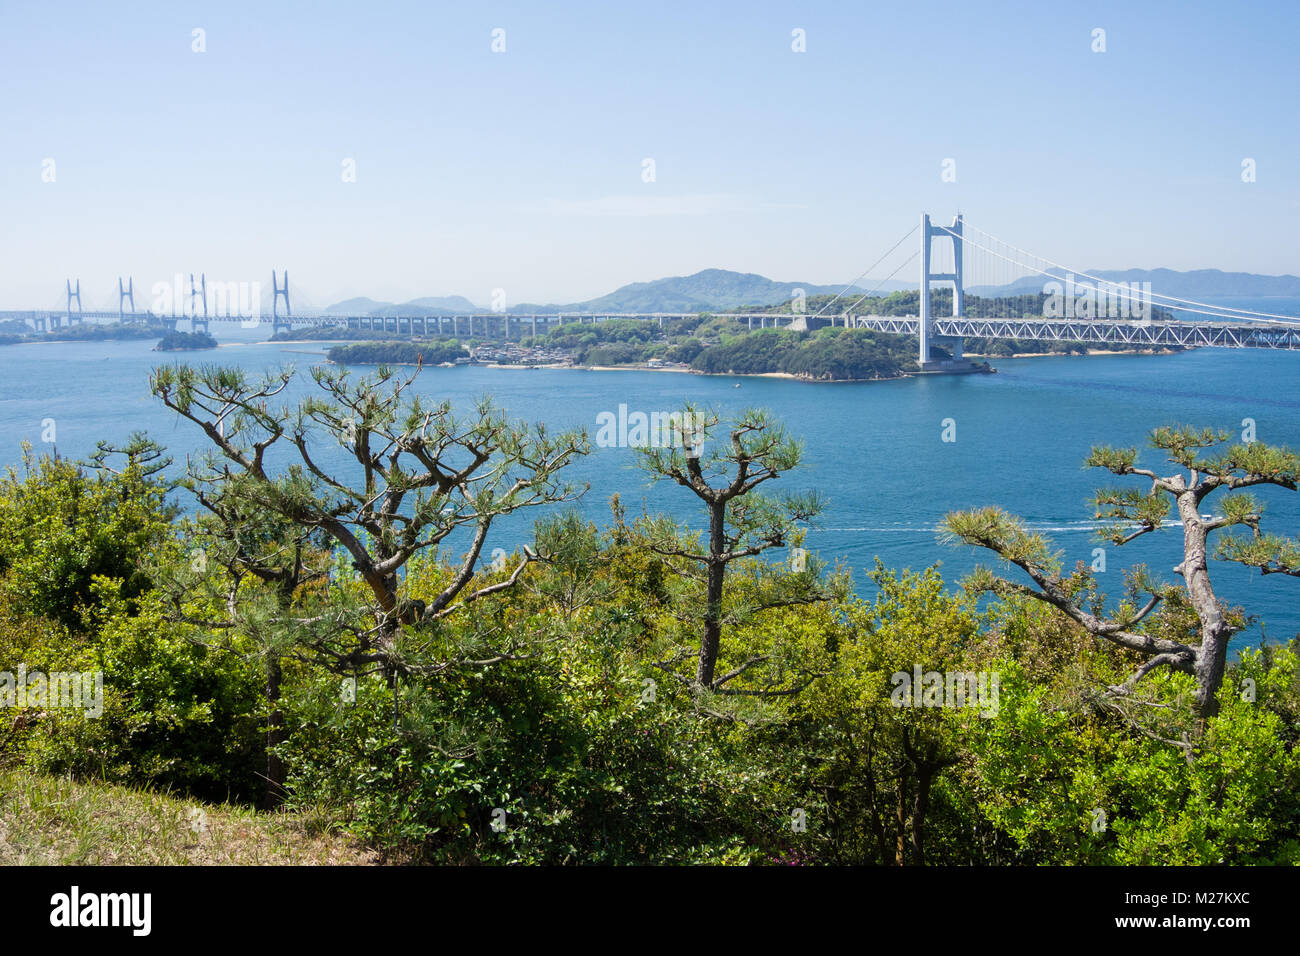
[
  {"x1": 507, "y1": 270, "x2": 916, "y2": 314},
  {"x1": 325, "y1": 267, "x2": 1300, "y2": 316},
  {"x1": 968, "y1": 268, "x2": 1300, "y2": 299},
  {"x1": 323, "y1": 295, "x2": 479, "y2": 316}
]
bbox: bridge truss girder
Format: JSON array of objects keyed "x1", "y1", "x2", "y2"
[{"x1": 849, "y1": 315, "x2": 1300, "y2": 351}]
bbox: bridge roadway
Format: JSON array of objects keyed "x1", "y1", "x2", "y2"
[
  {"x1": 4, "y1": 310, "x2": 1299, "y2": 350},
  {"x1": 847, "y1": 315, "x2": 1300, "y2": 350}
]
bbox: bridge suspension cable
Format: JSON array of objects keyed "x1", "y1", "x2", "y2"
[
  {"x1": 959, "y1": 221, "x2": 1300, "y2": 325},
  {"x1": 841, "y1": 250, "x2": 920, "y2": 314},
  {"x1": 811, "y1": 223, "x2": 919, "y2": 319},
  {"x1": 941, "y1": 224, "x2": 1300, "y2": 327}
]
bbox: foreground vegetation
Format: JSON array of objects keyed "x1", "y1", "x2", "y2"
[
  {"x1": 1, "y1": 363, "x2": 1297, "y2": 864},
  {"x1": 0, "y1": 769, "x2": 376, "y2": 865}
]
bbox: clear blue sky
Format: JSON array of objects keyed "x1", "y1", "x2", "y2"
[{"x1": 2, "y1": 0, "x2": 1297, "y2": 309}]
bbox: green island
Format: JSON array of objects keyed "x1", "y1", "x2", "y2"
[
  {"x1": 320, "y1": 290, "x2": 1182, "y2": 379},
  {"x1": 2, "y1": 366, "x2": 1298, "y2": 865},
  {"x1": 325, "y1": 340, "x2": 470, "y2": 366},
  {"x1": 268, "y1": 325, "x2": 362, "y2": 342},
  {"x1": 154, "y1": 330, "x2": 219, "y2": 351},
  {"x1": 0, "y1": 320, "x2": 158, "y2": 347}
]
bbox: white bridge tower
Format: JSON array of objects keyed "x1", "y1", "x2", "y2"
[{"x1": 918, "y1": 213, "x2": 964, "y2": 366}]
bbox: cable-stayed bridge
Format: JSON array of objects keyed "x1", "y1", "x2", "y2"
[{"x1": 6, "y1": 217, "x2": 1300, "y2": 356}]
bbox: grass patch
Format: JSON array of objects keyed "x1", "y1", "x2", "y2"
[{"x1": 0, "y1": 769, "x2": 380, "y2": 865}]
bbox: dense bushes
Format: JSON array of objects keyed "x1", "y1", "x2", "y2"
[
  {"x1": 277, "y1": 643, "x2": 770, "y2": 863},
  {"x1": 0, "y1": 453, "x2": 262, "y2": 800},
  {"x1": 18, "y1": 584, "x2": 264, "y2": 803},
  {"x1": 964, "y1": 658, "x2": 1300, "y2": 864},
  {"x1": 0, "y1": 446, "x2": 172, "y2": 630},
  {"x1": 4, "y1": 428, "x2": 1300, "y2": 864}
]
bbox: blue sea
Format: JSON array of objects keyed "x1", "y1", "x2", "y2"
[{"x1": 2, "y1": 301, "x2": 1299, "y2": 648}]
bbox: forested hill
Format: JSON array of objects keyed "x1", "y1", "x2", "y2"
[
  {"x1": 690, "y1": 327, "x2": 920, "y2": 380},
  {"x1": 326, "y1": 341, "x2": 469, "y2": 365},
  {"x1": 511, "y1": 269, "x2": 851, "y2": 314},
  {"x1": 323, "y1": 295, "x2": 480, "y2": 316}
]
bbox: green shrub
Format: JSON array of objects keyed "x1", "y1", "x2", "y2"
[
  {"x1": 0, "y1": 447, "x2": 172, "y2": 630},
  {"x1": 18, "y1": 583, "x2": 264, "y2": 804}
]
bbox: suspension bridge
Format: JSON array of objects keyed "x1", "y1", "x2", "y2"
[{"x1": 5, "y1": 216, "x2": 1300, "y2": 360}]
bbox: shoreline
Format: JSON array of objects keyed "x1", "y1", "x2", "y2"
[
  {"x1": 312, "y1": 359, "x2": 917, "y2": 383},
  {"x1": 312, "y1": 348, "x2": 1186, "y2": 382}
]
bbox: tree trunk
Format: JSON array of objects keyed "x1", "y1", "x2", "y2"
[
  {"x1": 696, "y1": 500, "x2": 727, "y2": 688},
  {"x1": 912, "y1": 767, "x2": 934, "y2": 866},
  {"x1": 894, "y1": 766, "x2": 911, "y2": 866},
  {"x1": 1175, "y1": 492, "x2": 1230, "y2": 720},
  {"x1": 264, "y1": 654, "x2": 284, "y2": 809},
  {"x1": 861, "y1": 739, "x2": 890, "y2": 865}
]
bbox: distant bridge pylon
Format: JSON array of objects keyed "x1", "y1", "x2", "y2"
[
  {"x1": 271, "y1": 270, "x2": 292, "y2": 336},
  {"x1": 188, "y1": 274, "x2": 208, "y2": 332},
  {"x1": 118, "y1": 276, "x2": 135, "y2": 321},
  {"x1": 66, "y1": 279, "x2": 82, "y2": 322}
]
